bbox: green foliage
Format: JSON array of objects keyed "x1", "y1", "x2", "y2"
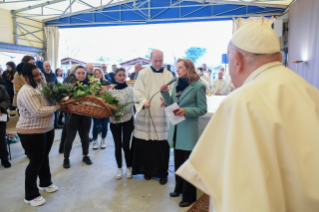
[
  {"x1": 184, "y1": 47, "x2": 207, "y2": 63},
  {"x1": 38, "y1": 75, "x2": 138, "y2": 120},
  {"x1": 40, "y1": 82, "x2": 73, "y2": 103}
]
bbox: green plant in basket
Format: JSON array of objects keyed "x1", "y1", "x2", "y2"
[{"x1": 39, "y1": 82, "x2": 73, "y2": 103}]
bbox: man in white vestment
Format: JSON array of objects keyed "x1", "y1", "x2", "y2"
[
  {"x1": 202, "y1": 63, "x2": 208, "y2": 75},
  {"x1": 177, "y1": 23, "x2": 319, "y2": 212},
  {"x1": 220, "y1": 67, "x2": 230, "y2": 83},
  {"x1": 211, "y1": 72, "x2": 227, "y2": 95},
  {"x1": 132, "y1": 50, "x2": 174, "y2": 185},
  {"x1": 198, "y1": 68, "x2": 210, "y2": 94}
]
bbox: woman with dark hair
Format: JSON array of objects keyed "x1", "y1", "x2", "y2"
[
  {"x1": 62, "y1": 66, "x2": 93, "y2": 169},
  {"x1": 3, "y1": 62, "x2": 16, "y2": 109},
  {"x1": 55, "y1": 68, "x2": 63, "y2": 84},
  {"x1": 13, "y1": 56, "x2": 46, "y2": 108},
  {"x1": 21, "y1": 56, "x2": 35, "y2": 64},
  {"x1": 109, "y1": 68, "x2": 134, "y2": 179},
  {"x1": 17, "y1": 63, "x2": 68, "y2": 206},
  {"x1": 160, "y1": 59, "x2": 207, "y2": 207}
]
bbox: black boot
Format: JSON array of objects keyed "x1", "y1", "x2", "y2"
[
  {"x1": 1, "y1": 159, "x2": 11, "y2": 168},
  {"x1": 63, "y1": 158, "x2": 70, "y2": 169}
]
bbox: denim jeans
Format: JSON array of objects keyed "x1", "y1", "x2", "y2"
[{"x1": 92, "y1": 117, "x2": 110, "y2": 140}]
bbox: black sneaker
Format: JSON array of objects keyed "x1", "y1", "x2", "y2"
[
  {"x1": 63, "y1": 158, "x2": 70, "y2": 169},
  {"x1": 82, "y1": 156, "x2": 92, "y2": 165},
  {"x1": 1, "y1": 159, "x2": 11, "y2": 168}
]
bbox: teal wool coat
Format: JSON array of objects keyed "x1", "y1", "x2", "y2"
[{"x1": 161, "y1": 80, "x2": 207, "y2": 151}]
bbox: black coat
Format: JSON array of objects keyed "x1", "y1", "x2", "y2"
[
  {"x1": 42, "y1": 70, "x2": 57, "y2": 84},
  {"x1": 2, "y1": 71, "x2": 14, "y2": 93},
  {"x1": 130, "y1": 72, "x2": 138, "y2": 80},
  {"x1": 63, "y1": 74, "x2": 77, "y2": 84},
  {"x1": 109, "y1": 72, "x2": 116, "y2": 84},
  {"x1": 0, "y1": 85, "x2": 10, "y2": 114},
  {"x1": 36, "y1": 60, "x2": 44, "y2": 72}
]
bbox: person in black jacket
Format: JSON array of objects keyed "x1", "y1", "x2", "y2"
[
  {"x1": 0, "y1": 85, "x2": 11, "y2": 168},
  {"x1": 35, "y1": 55, "x2": 44, "y2": 72},
  {"x1": 3, "y1": 62, "x2": 16, "y2": 110},
  {"x1": 42, "y1": 61, "x2": 57, "y2": 84},
  {"x1": 109, "y1": 64, "x2": 117, "y2": 84},
  {"x1": 0, "y1": 69, "x2": 5, "y2": 87}
]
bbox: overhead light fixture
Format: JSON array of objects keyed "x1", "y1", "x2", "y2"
[{"x1": 292, "y1": 60, "x2": 304, "y2": 73}]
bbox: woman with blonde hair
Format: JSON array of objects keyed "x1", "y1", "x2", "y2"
[
  {"x1": 160, "y1": 59, "x2": 207, "y2": 208},
  {"x1": 92, "y1": 68, "x2": 111, "y2": 150}
]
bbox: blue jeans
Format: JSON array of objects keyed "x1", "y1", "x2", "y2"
[{"x1": 92, "y1": 118, "x2": 109, "y2": 140}]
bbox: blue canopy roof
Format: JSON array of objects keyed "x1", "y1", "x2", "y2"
[{"x1": 44, "y1": 0, "x2": 287, "y2": 28}]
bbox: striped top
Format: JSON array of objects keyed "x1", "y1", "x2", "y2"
[{"x1": 16, "y1": 84, "x2": 59, "y2": 134}]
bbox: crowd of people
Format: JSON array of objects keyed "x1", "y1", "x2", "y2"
[
  {"x1": 0, "y1": 50, "x2": 216, "y2": 208},
  {"x1": 1, "y1": 22, "x2": 318, "y2": 212}
]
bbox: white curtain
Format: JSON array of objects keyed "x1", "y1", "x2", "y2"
[
  {"x1": 232, "y1": 16, "x2": 275, "y2": 33},
  {"x1": 44, "y1": 27, "x2": 60, "y2": 72}
]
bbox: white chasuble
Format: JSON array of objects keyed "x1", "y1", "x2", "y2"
[
  {"x1": 133, "y1": 67, "x2": 174, "y2": 141},
  {"x1": 211, "y1": 79, "x2": 227, "y2": 95},
  {"x1": 177, "y1": 62, "x2": 319, "y2": 212}
]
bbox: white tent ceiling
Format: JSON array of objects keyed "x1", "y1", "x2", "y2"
[{"x1": 0, "y1": 0, "x2": 294, "y2": 21}]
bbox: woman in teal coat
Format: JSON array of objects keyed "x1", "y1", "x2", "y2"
[{"x1": 160, "y1": 59, "x2": 207, "y2": 207}]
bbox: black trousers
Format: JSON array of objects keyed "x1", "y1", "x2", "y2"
[
  {"x1": 7, "y1": 90, "x2": 15, "y2": 110},
  {"x1": 110, "y1": 117, "x2": 134, "y2": 168},
  {"x1": 173, "y1": 129, "x2": 196, "y2": 202},
  {"x1": 0, "y1": 122, "x2": 8, "y2": 160},
  {"x1": 64, "y1": 114, "x2": 91, "y2": 159},
  {"x1": 174, "y1": 149, "x2": 196, "y2": 202},
  {"x1": 18, "y1": 130, "x2": 55, "y2": 201}
]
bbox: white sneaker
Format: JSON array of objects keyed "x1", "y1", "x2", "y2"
[
  {"x1": 93, "y1": 140, "x2": 98, "y2": 150},
  {"x1": 39, "y1": 183, "x2": 58, "y2": 193},
  {"x1": 126, "y1": 167, "x2": 132, "y2": 179},
  {"x1": 24, "y1": 196, "x2": 46, "y2": 206},
  {"x1": 116, "y1": 168, "x2": 122, "y2": 179},
  {"x1": 100, "y1": 138, "x2": 106, "y2": 149}
]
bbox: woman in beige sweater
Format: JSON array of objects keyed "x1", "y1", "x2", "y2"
[{"x1": 17, "y1": 63, "x2": 68, "y2": 207}]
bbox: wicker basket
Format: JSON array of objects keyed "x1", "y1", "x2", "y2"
[{"x1": 61, "y1": 95, "x2": 116, "y2": 119}]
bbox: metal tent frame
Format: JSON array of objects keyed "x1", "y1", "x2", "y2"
[{"x1": 1, "y1": 0, "x2": 294, "y2": 55}]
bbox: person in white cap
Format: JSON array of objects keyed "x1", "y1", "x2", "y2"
[{"x1": 177, "y1": 23, "x2": 319, "y2": 212}]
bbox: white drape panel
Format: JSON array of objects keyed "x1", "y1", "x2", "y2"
[
  {"x1": 288, "y1": 0, "x2": 319, "y2": 89},
  {"x1": 232, "y1": 16, "x2": 275, "y2": 33},
  {"x1": 44, "y1": 27, "x2": 60, "y2": 72}
]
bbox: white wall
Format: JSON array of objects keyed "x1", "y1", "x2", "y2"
[{"x1": 288, "y1": 0, "x2": 319, "y2": 89}]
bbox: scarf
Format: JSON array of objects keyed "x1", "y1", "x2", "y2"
[
  {"x1": 175, "y1": 78, "x2": 189, "y2": 104},
  {"x1": 115, "y1": 82, "x2": 128, "y2": 90}
]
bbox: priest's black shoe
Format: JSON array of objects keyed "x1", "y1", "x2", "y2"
[
  {"x1": 179, "y1": 201, "x2": 194, "y2": 208},
  {"x1": 159, "y1": 177, "x2": 168, "y2": 185},
  {"x1": 63, "y1": 158, "x2": 70, "y2": 169},
  {"x1": 83, "y1": 156, "x2": 93, "y2": 165},
  {"x1": 1, "y1": 159, "x2": 11, "y2": 168},
  {"x1": 169, "y1": 192, "x2": 180, "y2": 197},
  {"x1": 144, "y1": 175, "x2": 151, "y2": 180}
]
